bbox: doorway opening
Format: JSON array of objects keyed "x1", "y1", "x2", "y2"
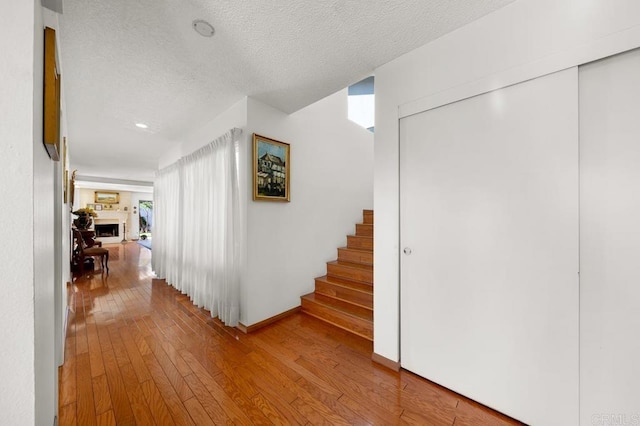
[{"x1": 139, "y1": 200, "x2": 153, "y2": 240}]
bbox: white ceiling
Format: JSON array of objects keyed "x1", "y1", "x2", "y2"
[{"x1": 59, "y1": 0, "x2": 516, "y2": 182}]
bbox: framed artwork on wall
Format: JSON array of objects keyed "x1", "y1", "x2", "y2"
[
  {"x1": 43, "y1": 27, "x2": 61, "y2": 161},
  {"x1": 253, "y1": 134, "x2": 290, "y2": 202},
  {"x1": 95, "y1": 191, "x2": 119, "y2": 204},
  {"x1": 69, "y1": 170, "x2": 77, "y2": 207}
]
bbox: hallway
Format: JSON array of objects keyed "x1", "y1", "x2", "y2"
[{"x1": 59, "y1": 242, "x2": 520, "y2": 425}]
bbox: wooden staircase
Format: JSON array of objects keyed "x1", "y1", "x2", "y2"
[{"x1": 301, "y1": 209, "x2": 373, "y2": 341}]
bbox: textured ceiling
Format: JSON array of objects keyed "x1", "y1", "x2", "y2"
[{"x1": 60, "y1": 0, "x2": 516, "y2": 182}]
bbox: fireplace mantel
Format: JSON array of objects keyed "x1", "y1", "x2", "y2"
[
  {"x1": 95, "y1": 211, "x2": 128, "y2": 220},
  {"x1": 94, "y1": 211, "x2": 129, "y2": 242}
]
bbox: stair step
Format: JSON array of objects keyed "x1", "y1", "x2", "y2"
[
  {"x1": 347, "y1": 235, "x2": 373, "y2": 251},
  {"x1": 301, "y1": 293, "x2": 373, "y2": 341},
  {"x1": 305, "y1": 292, "x2": 372, "y2": 318},
  {"x1": 355, "y1": 223, "x2": 373, "y2": 237},
  {"x1": 327, "y1": 261, "x2": 373, "y2": 284},
  {"x1": 363, "y1": 210, "x2": 374, "y2": 224},
  {"x1": 314, "y1": 275, "x2": 373, "y2": 309},
  {"x1": 337, "y1": 247, "x2": 373, "y2": 266},
  {"x1": 301, "y1": 209, "x2": 374, "y2": 343},
  {"x1": 315, "y1": 274, "x2": 372, "y2": 292}
]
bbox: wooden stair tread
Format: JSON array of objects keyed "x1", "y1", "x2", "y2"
[
  {"x1": 355, "y1": 223, "x2": 373, "y2": 237},
  {"x1": 301, "y1": 293, "x2": 373, "y2": 320},
  {"x1": 363, "y1": 210, "x2": 374, "y2": 225},
  {"x1": 301, "y1": 296, "x2": 373, "y2": 341},
  {"x1": 315, "y1": 275, "x2": 372, "y2": 292},
  {"x1": 314, "y1": 275, "x2": 373, "y2": 310},
  {"x1": 301, "y1": 209, "x2": 374, "y2": 342},
  {"x1": 327, "y1": 260, "x2": 372, "y2": 271},
  {"x1": 337, "y1": 247, "x2": 373, "y2": 266},
  {"x1": 346, "y1": 235, "x2": 373, "y2": 250},
  {"x1": 338, "y1": 247, "x2": 371, "y2": 254},
  {"x1": 327, "y1": 260, "x2": 373, "y2": 284}
]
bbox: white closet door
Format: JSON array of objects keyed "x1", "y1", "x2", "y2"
[
  {"x1": 580, "y1": 49, "x2": 640, "y2": 422},
  {"x1": 400, "y1": 68, "x2": 579, "y2": 425}
]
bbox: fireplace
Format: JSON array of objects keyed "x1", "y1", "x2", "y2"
[
  {"x1": 95, "y1": 223, "x2": 119, "y2": 238},
  {"x1": 93, "y1": 212, "x2": 126, "y2": 242}
]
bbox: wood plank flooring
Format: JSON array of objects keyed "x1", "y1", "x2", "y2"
[{"x1": 60, "y1": 242, "x2": 522, "y2": 425}]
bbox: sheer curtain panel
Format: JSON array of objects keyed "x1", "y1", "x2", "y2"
[
  {"x1": 153, "y1": 163, "x2": 182, "y2": 285},
  {"x1": 153, "y1": 128, "x2": 242, "y2": 326}
]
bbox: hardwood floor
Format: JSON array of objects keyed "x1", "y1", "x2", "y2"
[{"x1": 60, "y1": 242, "x2": 522, "y2": 425}]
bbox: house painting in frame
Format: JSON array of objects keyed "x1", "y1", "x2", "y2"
[{"x1": 253, "y1": 134, "x2": 290, "y2": 201}]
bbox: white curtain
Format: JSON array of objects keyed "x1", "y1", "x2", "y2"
[
  {"x1": 153, "y1": 128, "x2": 242, "y2": 326},
  {"x1": 153, "y1": 162, "x2": 182, "y2": 285}
]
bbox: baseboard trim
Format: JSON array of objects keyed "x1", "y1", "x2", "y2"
[
  {"x1": 372, "y1": 352, "x2": 401, "y2": 372},
  {"x1": 61, "y1": 305, "x2": 70, "y2": 365},
  {"x1": 61, "y1": 281, "x2": 73, "y2": 365},
  {"x1": 237, "y1": 306, "x2": 301, "y2": 334},
  {"x1": 153, "y1": 278, "x2": 299, "y2": 335}
]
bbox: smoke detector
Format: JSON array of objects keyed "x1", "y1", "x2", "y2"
[{"x1": 192, "y1": 20, "x2": 215, "y2": 37}]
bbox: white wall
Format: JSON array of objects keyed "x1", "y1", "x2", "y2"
[
  {"x1": 34, "y1": 3, "x2": 57, "y2": 425},
  {"x1": 0, "y1": 1, "x2": 38, "y2": 423},
  {"x1": 1, "y1": 0, "x2": 57, "y2": 424},
  {"x1": 158, "y1": 97, "x2": 248, "y2": 169},
  {"x1": 374, "y1": 0, "x2": 640, "y2": 361},
  {"x1": 244, "y1": 90, "x2": 373, "y2": 325},
  {"x1": 78, "y1": 188, "x2": 133, "y2": 215},
  {"x1": 44, "y1": 6, "x2": 71, "y2": 378}
]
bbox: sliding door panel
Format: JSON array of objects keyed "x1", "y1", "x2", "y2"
[
  {"x1": 400, "y1": 69, "x2": 579, "y2": 425},
  {"x1": 580, "y1": 48, "x2": 640, "y2": 423}
]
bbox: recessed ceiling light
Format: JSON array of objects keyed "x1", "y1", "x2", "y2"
[
  {"x1": 135, "y1": 123, "x2": 148, "y2": 129},
  {"x1": 193, "y1": 19, "x2": 215, "y2": 37}
]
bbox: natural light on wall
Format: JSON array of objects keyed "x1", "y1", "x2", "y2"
[{"x1": 348, "y1": 76, "x2": 375, "y2": 132}]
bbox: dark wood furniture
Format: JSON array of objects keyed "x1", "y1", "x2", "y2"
[
  {"x1": 78, "y1": 229, "x2": 102, "y2": 248},
  {"x1": 73, "y1": 229, "x2": 109, "y2": 274}
]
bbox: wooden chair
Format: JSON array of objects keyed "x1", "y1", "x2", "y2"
[
  {"x1": 74, "y1": 229, "x2": 109, "y2": 274},
  {"x1": 78, "y1": 229, "x2": 102, "y2": 248}
]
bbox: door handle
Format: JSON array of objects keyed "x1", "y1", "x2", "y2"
[{"x1": 404, "y1": 247, "x2": 412, "y2": 255}]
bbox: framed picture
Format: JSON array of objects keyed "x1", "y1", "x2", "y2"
[
  {"x1": 43, "y1": 27, "x2": 61, "y2": 161},
  {"x1": 69, "y1": 170, "x2": 76, "y2": 207},
  {"x1": 94, "y1": 204, "x2": 102, "y2": 211},
  {"x1": 86, "y1": 203, "x2": 96, "y2": 210},
  {"x1": 95, "y1": 191, "x2": 119, "y2": 204},
  {"x1": 253, "y1": 134, "x2": 290, "y2": 202}
]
